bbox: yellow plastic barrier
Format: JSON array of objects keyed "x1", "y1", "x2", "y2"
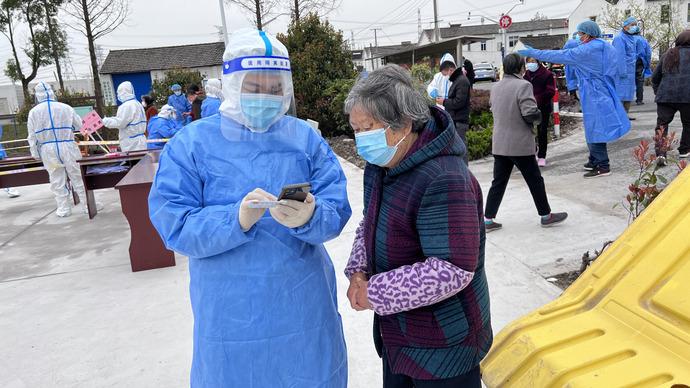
[{"x1": 481, "y1": 167, "x2": 690, "y2": 387}]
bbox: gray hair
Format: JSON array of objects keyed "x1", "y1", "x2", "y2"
[{"x1": 344, "y1": 64, "x2": 430, "y2": 131}]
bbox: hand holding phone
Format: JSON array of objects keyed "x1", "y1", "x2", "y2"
[{"x1": 278, "y1": 182, "x2": 311, "y2": 202}]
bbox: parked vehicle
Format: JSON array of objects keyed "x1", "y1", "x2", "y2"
[{"x1": 474, "y1": 62, "x2": 498, "y2": 82}]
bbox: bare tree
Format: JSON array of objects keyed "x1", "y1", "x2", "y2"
[
  {"x1": 600, "y1": 0, "x2": 685, "y2": 54},
  {"x1": 42, "y1": 0, "x2": 68, "y2": 92},
  {"x1": 291, "y1": 0, "x2": 340, "y2": 23},
  {"x1": 64, "y1": 0, "x2": 129, "y2": 115},
  {"x1": 0, "y1": 0, "x2": 60, "y2": 103},
  {"x1": 225, "y1": 0, "x2": 283, "y2": 30}
]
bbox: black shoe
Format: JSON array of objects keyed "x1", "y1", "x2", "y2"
[
  {"x1": 657, "y1": 156, "x2": 667, "y2": 167},
  {"x1": 679, "y1": 151, "x2": 689, "y2": 159},
  {"x1": 484, "y1": 220, "x2": 502, "y2": 233},
  {"x1": 628, "y1": 116, "x2": 637, "y2": 121},
  {"x1": 541, "y1": 212, "x2": 568, "y2": 227},
  {"x1": 584, "y1": 162, "x2": 595, "y2": 171},
  {"x1": 584, "y1": 168, "x2": 611, "y2": 178},
  {"x1": 636, "y1": 101, "x2": 644, "y2": 105}
]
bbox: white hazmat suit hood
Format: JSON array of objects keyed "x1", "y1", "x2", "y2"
[
  {"x1": 158, "y1": 104, "x2": 176, "y2": 120},
  {"x1": 219, "y1": 28, "x2": 293, "y2": 133},
  {"x1": 102, "y1": 81, "x2": 148, "y2": 151},
  {"x1": 205, "y1": 78, "x2": 223, "y2": 101}
]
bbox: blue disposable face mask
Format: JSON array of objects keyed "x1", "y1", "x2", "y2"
[
  {"x1": 629, "y1": 25, "x2": 640, "y2": 34},
  {"x1": 355, "y1": 126, "x2": 407, "y2": 166},
  {"x1": 174, "y1": 91, "x2": 182, "y2": 96},
  {"x1": 526, "y1": 63, "x2": 539, "y2": 72},
  {"x1": 240, "y1": 93, "x2": 284, "y2": 132}
]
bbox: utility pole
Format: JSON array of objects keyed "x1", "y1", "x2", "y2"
[
  {"x1": 351, "y1": 30, "x2": 355, "y2": 50},
  {"x1": 371, "y1": 28, "x2": 381, "y2": 47},
  {"x1": 218, "y1": 0, "x2": 229, "y2": 46},
  {"x1": 433, "y1": 0, "x2": 440, "y2": 42},
  {"x1": 418, "y1": 8, "x2": 422, "y2": 40}
]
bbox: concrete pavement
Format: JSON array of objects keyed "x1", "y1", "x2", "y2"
[{"x1": 1, "y1": 89, "x2": 683, "y2": 387}]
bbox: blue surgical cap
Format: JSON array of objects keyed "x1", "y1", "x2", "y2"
[
  {"x1": 170, "y1": 84, "x2": 182, "y2": 91},
  {"x1": 576, "y1": 20, "x2": 601, "y2": 38},
  {"x1": 623, "y1": 16, "x2": 637, "y2": 27}
]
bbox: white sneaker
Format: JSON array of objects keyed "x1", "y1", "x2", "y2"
[
  {"x1": 4, "y1": 188, "x2": 20, "y2": 198},
  {"x1": 56, "y1": 208, "x2": 72, "y2": 217}
]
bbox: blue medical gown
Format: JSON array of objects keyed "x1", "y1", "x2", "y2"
[
  {"x1": 0, "y1": 126, "x2": 6, "y2": 159},
  {"x1": 148, "y1": 114, "x2": 351, "y2": 388},
  {"x1": 200, "y1": 97, "x2": 221, "y2": 118},
  {"x1": 523, "y1": 39, "x2": 630, "y2": 143},
  {"x1": 147, "y1": 116, "x2": 181, "y2": 149},
  {"x1": 562, "y1": 39, "x2": 580, "y2": 92},
  {"x1": 635, "y1": 35, "x2": 653, "y2": 78},
  {"x1": 167, "y1": 93, "x2": 192, "y2": 126},
  {"x1": 613, "y1": 32, "x2": 637, "y2": 101}
]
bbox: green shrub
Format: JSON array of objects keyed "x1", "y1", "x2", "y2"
[
  {"x1": 466, "y1": 127, "x2": 492, "y2": 160},
  {"x1": 470, "y1": 111, "x2": 493, "y2": 130},
  {"x1": 278, "y1": 13, "x2": 356, "y2": 137}
]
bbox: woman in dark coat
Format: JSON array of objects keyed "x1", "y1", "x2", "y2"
[
  {"x1": 652, "y1": 29, "x2": 690, "y2": 161},
  {"x1": 524, "y1": 57, "x2": 556, "y2": 166}
]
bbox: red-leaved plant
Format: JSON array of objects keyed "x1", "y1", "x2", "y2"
[{"x1": 622, "y1": 128, "x2": 686, "y2": 222}]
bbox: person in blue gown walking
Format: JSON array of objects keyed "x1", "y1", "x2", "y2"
[
  {"x1": 147, "y1": 104, "x2": 181, "y2": 149},
  {"x1": 613, "y1": 16, "x2": 639, "y2": 114},
  {"x1": 148, "y1": 28, "x2": 351, "y2": 387},
  {"x1": 200, "y1": 78, "x2": 222, "y2": 118},
  {"x1": 519, "y1": 20, "x2": 630, "y2": 178},
  {"x1": 167, "y1": 83, "x2": 191, "y2": 126}
]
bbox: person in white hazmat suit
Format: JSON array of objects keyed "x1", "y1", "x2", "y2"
[
  {"x1": 427, "y1": 53, "x2": 457, "y2": 101},
  {"x1": 27, "y1": 82, "x2": 90, "y2": 217},
  {"x1": 102, "y1": 81, "x2": 148, "y2": 151}
]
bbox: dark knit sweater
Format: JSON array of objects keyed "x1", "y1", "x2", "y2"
[{"x1": 363, "y1": 106, "x2": 492, "y2": 379}]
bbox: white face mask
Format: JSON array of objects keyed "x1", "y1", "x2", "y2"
[{"x1": 174, "y1": 91, "x2": 182, "y2": 96}]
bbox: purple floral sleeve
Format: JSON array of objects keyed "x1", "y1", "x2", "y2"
[
  {"x1": 344, "y1": 220, "x2": 368, "y2": 279},
  {"x1": 367, "y1": 257, "x2": 474, "y2": 316}
]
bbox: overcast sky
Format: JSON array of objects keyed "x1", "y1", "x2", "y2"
[{"x1": 0, "y1": 0, "x2": 579, "y2": 85}]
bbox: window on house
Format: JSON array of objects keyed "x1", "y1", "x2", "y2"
[
  {"x1": 687, "y1": 2, "x2": 690, "y2": 22},
  {"x1": 661, "y1": 4, "x2": 670, "y2": 23},
  {"x1": 509, "y1": 36, "x2": 519, "y2": 48},
  {"x1": 481, "y1": 41, "x2": 487, "y2": 51}
]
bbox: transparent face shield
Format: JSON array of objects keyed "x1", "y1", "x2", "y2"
[{"x1": 220, "y1": 54, "x2": 295, "y2": 133}]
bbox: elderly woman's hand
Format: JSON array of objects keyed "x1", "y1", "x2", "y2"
[{"x1": 347, "y1": 272, "x2": 371, "y2": 311}]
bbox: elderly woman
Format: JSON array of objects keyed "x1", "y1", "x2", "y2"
[
  {"x1": 652, "y1": 29, "x2": 690, "y2": 161},
  {"x1": 483, "y1": 54, "x2": 568, "y2": 232},
  {"x1": 344, "y1": 64, "x2": 491, "y2": 388}
]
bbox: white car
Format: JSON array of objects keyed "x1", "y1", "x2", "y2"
[{"x1": 474, "y1": 63, "x2": 497, "y2": 82}]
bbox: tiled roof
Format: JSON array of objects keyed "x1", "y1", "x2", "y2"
[
  {"x1": 421, "y1": 18, "x2": 569, "y2": 41},
  {"x1": 99, "y1": 41, "x2": 225, "y2": 74},
  {"x1": 519, "y1": 34, "x2": 569, "y2": 49}
]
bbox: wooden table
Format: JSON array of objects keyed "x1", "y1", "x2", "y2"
[
  {"x1": 115, "y1": 152, "x2": 175, "y2": 272},
  {"x1": 77, "y1": 150, "x2": 149, "y2": 219}
]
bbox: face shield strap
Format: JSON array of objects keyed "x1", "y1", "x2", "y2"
[{"x1": 223, "y1": 56, "x2": 291, "y2": 75}]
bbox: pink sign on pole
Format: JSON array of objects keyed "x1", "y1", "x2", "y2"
[{"x1": 80, "y1": 110, "x2": 104, "y2": 136}]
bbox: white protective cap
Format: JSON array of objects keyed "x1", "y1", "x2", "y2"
[
  {"x1": 158, "y1": 104, "x2": 176, "y2": 120},
  {"x1": 440, "y1": 53, "x2": 456, "y2": 67},
  {"x1": 205, "y1": 78, "x2": 223, "y2": 100},
  {"x1": 34, "y1": 82, "x2": 56, "y2": 103},
  {"x1": 116, "y1": 81, "x2": 136, "y2": 103},
  {"x1": 219, "y1": 28, "x2": 293, "y2": 132}
]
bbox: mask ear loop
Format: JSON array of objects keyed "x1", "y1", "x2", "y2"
[{"x1": 387, "y1": 125, "x2": 409, "y2": 148}]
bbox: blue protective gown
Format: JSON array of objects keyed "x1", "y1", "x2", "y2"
[
  {"x1": 635, "y1": 35, "x2": 653, "y2": 78},
  {"x1": 0, "y1": 126, "x2": 6, "y2": 159},
  {"x1": 147, "y1": 116, "x2": 181, "y2": 149},
  {"x1": 522, "y1": 39, "x2": 631, "y2": 143},
  {"x1": 148, "y1": 114, "x2": 351, "y2": 387},
  {"x1": 167, "y1": 93, "x2": 192, "y2": 126},
  {"x1": 200, "y1": 97, "x2": 221, "y2": 118},
  {"x1": 613, "y1": 31, "x2": 637, "y2": 101},
  {"x1": 562, "y1": 39, "x2": 580, "y2": 92}
]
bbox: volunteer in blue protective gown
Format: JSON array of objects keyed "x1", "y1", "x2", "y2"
[
  {"x1": 147, "y1": 104, "x2": 181, "y2": 149},
  {"x1": 519, "y1": 20, "x2": 630, "y2": 178},
  {"x1": 148, "y1": 28, "x2": 351, "y2": 388},
  {"x1": 562, "y1": 33, "x2": 580, "y2": 94},
  {"x1": 613, "y1": 16, "x2": 639, "y2": 111},
  {"x1": 167, "y1": 83, "x2": 192, "y2": 126}
]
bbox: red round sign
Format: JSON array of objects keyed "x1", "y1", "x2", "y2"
[{"x1": 499, "y1": 15, "x2": 513, "y2": 29}]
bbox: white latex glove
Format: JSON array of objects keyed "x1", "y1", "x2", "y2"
[
  {"x1": 270, "y1": 193, "x2": 316, "y2": 229},
  {"x1": 239, "y1": 188, "x2": 276, "y2": 231}
]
